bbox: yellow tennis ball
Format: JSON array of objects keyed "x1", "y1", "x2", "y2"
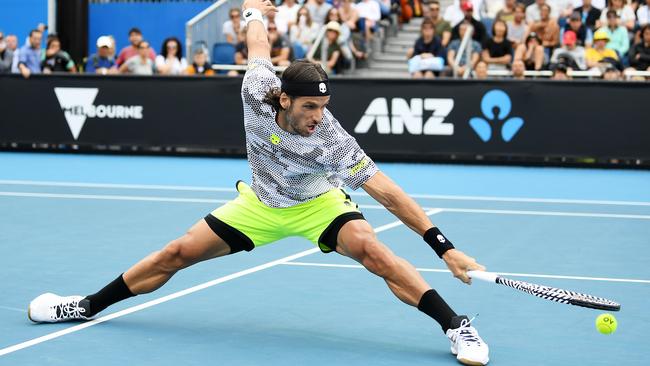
[{"x1": 595, "y1": 313, "x2": 617, "y2": 335}]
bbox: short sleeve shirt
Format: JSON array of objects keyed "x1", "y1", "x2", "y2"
[
  {"x1": 240, "y1": 58, "x2": 379, "y2": 208},
  {"x1": 413, "y1": 37, "x2": 443, "y2": 57},
  {"x1": 485, "y1": 38, "x2": 513, "y2": 58}
]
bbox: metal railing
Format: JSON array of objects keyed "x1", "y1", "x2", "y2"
[
  {"x1": 453, "y1": 25, "x2": 474, "y2": 79},
  {"x1": 185, "y1": 0, "x2": 242, "y2": 61},
  {"x1": 486, "y1": 69, "x2": 650, "y2": 80}
]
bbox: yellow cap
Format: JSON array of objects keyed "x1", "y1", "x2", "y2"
[{"x1": 593, "y1": 29, "x2": 610, "y2": 41}]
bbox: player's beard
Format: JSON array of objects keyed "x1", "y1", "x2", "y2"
[{"x1": 285, "y1": 103, "x2": 310, "y2": 137}]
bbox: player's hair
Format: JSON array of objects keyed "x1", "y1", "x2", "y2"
[{"x1": 262, "y1": 60, "x2": 328, "y2": 112}]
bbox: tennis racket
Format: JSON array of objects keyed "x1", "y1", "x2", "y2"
[{"x1": 467, "y1": 270, "x2": 621, "y2": 311}]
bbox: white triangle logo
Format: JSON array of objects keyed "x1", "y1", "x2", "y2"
[{"x1": 54, "y1": 87, "x2": 99, "y2": 140}]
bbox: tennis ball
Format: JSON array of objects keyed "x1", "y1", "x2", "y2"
[{"x1": 595, "y1": 313, "x2": 617, "y2": 335}]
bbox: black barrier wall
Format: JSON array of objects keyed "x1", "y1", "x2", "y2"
[{"x1": 0, "y1": 74, "x2": 648, "y2": 167}]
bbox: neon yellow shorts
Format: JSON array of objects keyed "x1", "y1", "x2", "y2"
[{"x1": 204, "y1": 181, "x2": 364, "y2": 253}]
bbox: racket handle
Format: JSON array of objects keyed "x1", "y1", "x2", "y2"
[{"x1": 467, "y1": 270, "x2": 498, "y2": 283}]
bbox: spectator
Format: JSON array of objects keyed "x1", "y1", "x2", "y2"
[
  {"x1": 5, "y1": 34, "x2": 17, "y2": 52},
  {"x1": 482, "y1": 0, "x2": 506, "y2": 20},
  {"x1": 6, "y1": 34, "x2": 20, "y2": 73},
  {"x1": 602, "y1": 64, "x2": 622, "y2": 79},
  {"x1": 116, "y1": 28, "x2": 156, "y2": 67},
  {"x1": 307, "y1": 0, "x2": 333, "y2": 25},
  {"x1": 0, "y1": 33, "x2": 13, "y2": 74},
  {"x1": 638, "y1": 0, "x2": 650, "y2": 27},
  {"x1": 511, "y1": 58, "x2": 526, "y2": 78},
  {"x1": 473, "y1": 60, "x2": 489, "y2": 78},
  {"x1": 496, "y1": 0, "x2": 517, "y2": 22},
  {"x1": 106, "y1": 35, "x2": 117, "y2": 60},
  {"x1": 355, "y1": 0, "x2": 382, "y2": 44},
  {"x1": 155, "y1": 37, "x2": 187, "y2": 75},
  {"x1": 407, "y1": 18, "x2": 445, "y2": 78},
  {"x1": 529, "y1": 4, "x2": 560, "y2": 49},
  {"x1": 482, "y1": 20, "x2": 513, "y2": 69},
  {"x1": 599, "y1": 10, "x2": 629, "y2": 57},
  {"x1": 290, "y1": 7, "x2": 320, "y2": 55},
  {"x1": 268, "y1": 24, "x2": 291, "y2": 66},
  {"x1": 278, "y1": 0, "x2": 301, "y2": 31},
  {"x1": 339, "y1": 0, "x2": 360, "y2": 31},
  {"x1": 550, "y1": 30, "x2": 587, "y2": 69},
  {"x1": 507, "y1": 3, "x2": 528, "y2": 47},
  {"x1": 266, "y1": 7, "x2": 288, "y2": 35},
  {"x1": 599, "y1": 0, "x2": 635, "y2": 31},
  {"x1": 18, "y1": 29, "x2": 43, "y2": 78},
  {"x1": 629, "y1": 24, "x2": 650, "y2": 70},
  {"x1": 527, "y1": 0, "x2": 558, "y2": 23},
  {"x1": 428, "y1": 1, "x2": 453, "y2": 47},
  {"x1": 447, "y1": 22, "x2": 482, "y2": 76},
  {"x1": 235, "y1": 27, "x2": 249, "y2": 66},
  {"x1": 444, "y1": 0, "x2": 481, "y2": 27},
  {"x1": 551, "y1": 62, "x2": 571, "y2": 78},
  {"x1": 186, "y1": 48, "x2": 215, "y2": 75},
  {"x1": 573, "y1": 0, "x2": 602, "y2": 31},
  {"x1": 514, "y1": 32, "x2": 545, "y2": 69},
  {"x1": 223, "y1": 8, "x2": 246, "y2": 44},
  {"x1": 564, "y1": 11, "x2": 593, "y2": 47},
  {"x1": 41, "y1": 35, "x2": 76, "y2": 73},
  {"x1": 326, "y1": 7, "x2": 354, "y2": 63},
  {"x1": 326, "y1": 7, "x2": 352, "y2": 45},
  {"x1": 585, "y1": 29, "x2": 619, "y2": 68},
  {"x1": 119, "y1": 41, "x2": 155, "y2": 75},
  {"x1": 548, "y1": 0, "x2": 574, "y2": 20},
  {"x1": 310, "y1": 21, "x2": 343, "y2": 73},
  {"x1": 86, "y1": 36, "x2": 117, "y2": 75},
  {"x1": 451, "y1": 2, "x2": 488, "y2": 45}
]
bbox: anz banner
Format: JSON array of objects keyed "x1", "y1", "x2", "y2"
[{"x1": 0, "y1": 75, "x2": 648, "y2": 167}]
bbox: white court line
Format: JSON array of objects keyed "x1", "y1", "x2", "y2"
[
  {"x1": 1, "y1": 179, "x2": 649, "y2": 207},
  {"x1": 281, "y1": 262, "x2": 650, "y2": 284},
  {"x1": 0, "y1": 306, "x2": 27, "y2": 313},
  {"x1": 2, "y1": 191, "x2": 650, "y2": 220},
  {"x1": 439, "y1": 207, "x2": 650, "y2": 220},
  {"x1": 0, "y1": 211, "x2": 435, "y2": 357}
]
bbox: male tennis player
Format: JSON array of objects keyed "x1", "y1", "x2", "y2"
[{"x1": 28, "y1": 0, "x2": 489, "y2": 364}]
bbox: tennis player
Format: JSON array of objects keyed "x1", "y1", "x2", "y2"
[{"x1": 28, "y1": 0, "x2": 489, "y2": 364}]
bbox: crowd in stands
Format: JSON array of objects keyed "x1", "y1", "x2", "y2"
[
  {"x1": 225, "y1": 0, "x2": 395, "y2": 74},
  {"x1": 407, "y1": 0, "x2": 650, "y2": 79},
  {"x1": 0, "y1": 26, "x2": 215, "y2": 77},
  {"x1": 2, "y1": 0, "x2": 649, "y2": 79}
]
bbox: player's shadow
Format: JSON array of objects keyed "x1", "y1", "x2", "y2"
[{"x1": 106, "y1": 317, "x2": 451, "y2": 363}]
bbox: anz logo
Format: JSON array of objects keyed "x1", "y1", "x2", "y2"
[
  {"x1": 469, "y1": 89, "x2": 524, "y2": 142},
  {"x1": 354, "y1": 98, "x2": 454, "y2": 135}
]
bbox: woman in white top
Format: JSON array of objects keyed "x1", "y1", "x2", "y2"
[
  {"x1": 290, "y1": 6, "x2": 320, "y2": 53},
  {"x1": 599, "y1": 0, "x2": 636, "y2": 31},
  {"x1": 155, "y1": 37, "x2": 188, "y2": 75}
]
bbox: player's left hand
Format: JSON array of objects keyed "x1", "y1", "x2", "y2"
[{"x1": 442, "y1": 249, "x2": 486, "y2": 285}]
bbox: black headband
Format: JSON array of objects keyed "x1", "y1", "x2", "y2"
[{"x1": 281, "y1": 80, "x2": 331, "y2": 97}]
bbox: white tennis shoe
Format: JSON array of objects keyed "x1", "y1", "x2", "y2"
[
  {"x1": 446, "y1": 315, "x2": 489, "y2": 365},
  {"x1": 28, "y1": 293, "x2": 91, "y2": 323}
]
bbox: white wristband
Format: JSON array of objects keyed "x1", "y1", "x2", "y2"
[{"x1": 243, "y1": 8, "x2": 264, "y2": 26}]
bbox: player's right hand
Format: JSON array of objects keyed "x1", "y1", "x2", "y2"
[
  {"x1": 442, "y1": 249, "x2": 486, "y2": 285},
  {"x1": 242, "y1": 0, "x2": 277, "y2": 16}
]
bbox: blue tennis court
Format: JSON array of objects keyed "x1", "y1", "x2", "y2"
[{"x1": 1, "y1": 152, "x2": 648, "y2": 366}]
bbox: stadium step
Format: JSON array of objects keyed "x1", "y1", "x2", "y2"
[
  {"x1": 386, "y1": 38, "x2": 417, "y2": 47},
  {"x1": 373, "y1": 54, "x2": 409, "y2": 62},
  {"x1": 351, "y1": 69, "x2": 411, "y2": 78},
  {"x1": 367, "y1": 60, "x2": 408, "y2": 71}
]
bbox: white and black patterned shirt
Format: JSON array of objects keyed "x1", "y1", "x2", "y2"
[{"x1": 241, "y1": 58, "x2": 378, "y2": 208}]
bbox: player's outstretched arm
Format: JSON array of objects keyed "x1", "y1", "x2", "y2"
[
  {"x1": 242, "y1": 0, "x2": 277, "y2": 61},
  {"x1": 362, "y1": 171, "x2": 486, "y2": 284}
]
